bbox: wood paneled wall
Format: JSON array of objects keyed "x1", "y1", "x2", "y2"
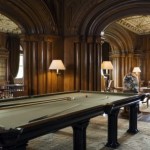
[
  {"x1": 110, "y1": 52, "x2": 143, "y2": 87},
  {"x1": 140, "y1": 35, "x2": 150, "y2": 82},
  {"x1": 64, "y1": 36, "x2": 101, "y2": 91},
  {"x1": 21, "y1": 35, "x2": 64, "y2": 95},
  {"x1": 20, "y1": 34, "x2": 150, "y2": 95}
]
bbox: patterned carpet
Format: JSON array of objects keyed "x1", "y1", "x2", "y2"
[
  {"x1": 27, "y1": 112, "x2": 150, "y2": 150},
  {"x1": 138, "y1": 103, "x2": 150, "y2": 122},
  {"x1": 140, "y1": 103, "x2": 150, "y2": 113}
]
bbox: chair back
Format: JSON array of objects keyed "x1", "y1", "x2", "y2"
[{"x1": 107, "y1": 80, "x2": 114, "y2": 92}]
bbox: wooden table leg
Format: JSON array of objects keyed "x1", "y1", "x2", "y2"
[
  {"x1": 127, "y1": 103, "x2": 139, "y2": 133},
  {"x1": 72, "y1": 120, "x2": 89, "y2": 150},
  {"x1": 105, "y1": 108, "x2": 120, "y2": 148}
]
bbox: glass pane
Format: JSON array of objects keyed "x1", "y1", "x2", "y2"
[{"x1": 16, "y1": 54, "x2": 23, "y2": 79}]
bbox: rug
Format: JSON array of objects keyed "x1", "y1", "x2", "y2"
[
  {"x1": 140, "y1": 103, "x2": 150, "y2": 113},
  {"x1": 27, "y1": 115, "x2": 150, "y2": 150}
]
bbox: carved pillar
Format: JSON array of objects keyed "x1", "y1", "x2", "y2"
[
  {"x1": 95, "y1": 37, "x2": 101, "y2": 91},
  {"x1": 80, "y1": 36, "x2": 88, "y2": 90},
  {"x1": 121, "y1": 54, "x2": 126, "y2": 82},
  {"x1": 74, "y1": 41, "x2": 81, "y2": 90},
  {"x1": 87, "y1": 37, "x2": 94, "y2": 91}
]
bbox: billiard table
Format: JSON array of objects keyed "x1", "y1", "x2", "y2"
[{"x1": 0, "y1": 91, "x2": 145, "y2": 150}]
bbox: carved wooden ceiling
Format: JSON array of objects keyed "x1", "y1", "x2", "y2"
[
  {"x1": 1, "y1": 13, "x2": 150, "y2": 35},
  {"x1": 117, "y1": 15, "x2": 150, "y2": 35},
  {"x1": 0, "y1": 14, "x2": 21, "y2": 34},
  {"x1": 0, "y1": 0, "x2": 150, "y2": 36},
  {"x1": 0, "y1": 0, "x2": 58, "y2": 34}
]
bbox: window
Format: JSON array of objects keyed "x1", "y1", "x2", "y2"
[{"x1": 15, "y1": 46, "x2": 23, "y2": 79}]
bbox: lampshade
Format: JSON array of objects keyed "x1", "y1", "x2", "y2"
[
  {"x1": 49, "y1": 60, "x2": 66, "y2": 70},
  {"x1": 101, "y1": 61, "x2": 113, "y2": 70},
  {"x1": 132, "y1": 67, "x2": 141, "y2": 73}
]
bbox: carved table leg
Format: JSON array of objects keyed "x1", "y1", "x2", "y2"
[
  {"x1": 3, "y1": 142, "x2": 28, "y2": 150},
  {"x1": 72, "y1": 120, "x2": 89, "y2": 150},
  {"x1": 105, "y1": 108, "x2": 120, "y2": 148},
  {"x1": 127, "y1": 102, "x2": 139, "y2": 133}
]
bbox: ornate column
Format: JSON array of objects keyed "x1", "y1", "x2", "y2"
[
  {"x1": 80, "y1": 36, "x2": 88, "y2": 90},
  {"x1": 74, "y1": 38, "x2": 81, "y2": 90},
  {"x1": 95, "y1": 36, "x2": 101, "y2": 91},
  {"x1": 87, "y1": 36, "x2": 94, "y2": 91}
]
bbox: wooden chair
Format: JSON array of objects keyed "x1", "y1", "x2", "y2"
[
  {"x1": 140, "y1": 80, "x2": 144, "y2": 87},
  {"x1": 142, "y1": 89, "x2": 150, "y2": 107},
  {"x1": 148, "y1": 81, "x2": 150, "y2": 87},
  {"x1": 106, "y1": 80, "x2": 114, "y2": 92}
]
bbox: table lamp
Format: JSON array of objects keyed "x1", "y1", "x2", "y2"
[
  {"x1": 101, "y1": 61, "x2": 113, "y2": 74},
  {"x1": 49, "y1": 60, "x2": 66, "y2": 91},
  {"x1": 101, "y1": 61, "x2": 113, "y2": 91},
  {"x1": 132, "y1": 67, "x2": 141, "y2": 74}
]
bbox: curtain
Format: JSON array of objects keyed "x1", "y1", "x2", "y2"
[{"x1": 6, "y1": 35, "x2": 20, "y2": 84}]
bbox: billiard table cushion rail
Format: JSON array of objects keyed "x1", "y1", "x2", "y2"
[
  {"x1": 104, "y1": 94, "x2": 145, "y2": 114},
  {"x1": 17, "y1": 105, "x2": 104, "y2": 142},
  {"x1": 110, "y1": 94, "x2": 144, "y2": 106}
]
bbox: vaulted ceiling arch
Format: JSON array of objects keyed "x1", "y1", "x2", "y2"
[
  {"x1": 104, "y1": 23, "x2": 134, "y2": 54},
  {"x1": 0, "y1": 0, "x2": 57, "y2": 34},
  {"x1": 64, "y1": 0, "x2": 98, "y2": 35},
  {"x1": 79, "y1": 0, "x2": 150, "y2": 36},
  {"x1": 66, "y1": 0, "x2": 150, "y2": 55}
]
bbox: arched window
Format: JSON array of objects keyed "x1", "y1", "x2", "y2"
[{"x1": 15, "y1": 45, "x2": 23, "y2": 79}]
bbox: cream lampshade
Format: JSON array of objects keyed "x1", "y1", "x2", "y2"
[
  {"x1": 101, "y1": 61, "x2": 113, "y2": 92},
  {"x1": 49, "y1": 60, "x2": 66, "y2": 74},
  {"x1": 101, "y1": 61, "x2": 113, "y2": 70},
  {"x1": 132, "y1": 67, "x2": 141, "y2": 74},
  {"x1": 101, "y1": 61, "x2": 113, "y2": 74}
]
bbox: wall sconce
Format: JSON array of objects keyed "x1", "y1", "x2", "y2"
[
  {"x1": 49, "y1": 60, "x2": 66, "y2": 74},
  {"x1": 49, "y1": 60, "x2": 66, "y2": 91},
  {"x1": 101, "y1": 61, "x2": 113, "y2": 91}
]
